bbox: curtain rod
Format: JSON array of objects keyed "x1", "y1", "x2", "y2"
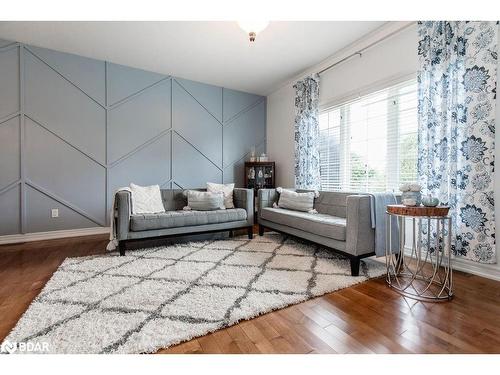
[{"x1": 317, "y1": 23, "x2": 415, "y2": 76}]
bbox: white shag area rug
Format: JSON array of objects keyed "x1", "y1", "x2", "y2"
[{"x1": 3, "y1": 232, "x2": 385, "y2": 354}]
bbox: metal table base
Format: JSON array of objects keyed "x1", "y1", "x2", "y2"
[{"x1": 385, "y1": 213, "x2": 453, "y2": 302}]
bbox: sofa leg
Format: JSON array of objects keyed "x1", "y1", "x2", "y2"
[
  {"x1": 229, "y1": 230, "x2": 234, "y2": 238},
  {"x1": 247, "y1": 227, "x2": 254, "y2": 239},
  {"x1": 258, "y1": 224, "x2": 265, "y2": 236},
  {"x1": 350, "y1": 257, "x2": 360, "y2": 276},
  {"x1": 119, "y1": 241, "x2": 126, "y2": 256}
]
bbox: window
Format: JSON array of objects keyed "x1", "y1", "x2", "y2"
[{"x1": 319, "y1": 78, "x2": 418, "y2": 192}]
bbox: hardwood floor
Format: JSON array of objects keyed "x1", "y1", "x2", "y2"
[{"x1": 1, "y1": 230, "x2": 500, "y2": 354}]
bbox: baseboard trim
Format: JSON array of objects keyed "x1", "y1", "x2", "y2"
[
  {"x1": 0, "y1": 227, "x2": 110, "y2": 245},
  {"x1": 452, "y1": 257, "x2": 500, "y2": 281},
  {"x1": 403, "y1": 247, "x2": 500, "y2": 281}
]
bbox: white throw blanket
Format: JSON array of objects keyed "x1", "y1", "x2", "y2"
[{"x1": 106, "y1": 187, "x2": 131, "y2": 251}]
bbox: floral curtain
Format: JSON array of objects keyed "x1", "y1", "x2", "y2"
[
  {"x1": 294, "y1": 74, "x2": 321, "y2": 189},
  {"x1": 417, "y1": 21, "x2": 497, "y2": 263}
]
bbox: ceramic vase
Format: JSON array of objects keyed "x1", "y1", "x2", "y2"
[{"x1": 401, "y1": 191, "x2": 422, "y2": 206}]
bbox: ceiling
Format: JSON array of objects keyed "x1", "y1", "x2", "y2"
[{"x1": 0, "y1": 21, "x2": 385, "y2": 95}]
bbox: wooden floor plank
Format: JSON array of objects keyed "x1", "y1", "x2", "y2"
[
  {"x1": 210, "y1": 329, "x2": 243, "y2": 354},
  {"x1": 265, "y1": 309, "x2": 320, "y2": 353},
  {"x1": 239, "y1": 321, "x2": 278, "y2": 354},
  {"x1": 197, "y1": 332, "x2": 224, "y2": 354},
  {"x1": 225, "y1": 324, "x2": 261, "y2": 354},
  {"x1": 1, "y1": 231, "x2": 500, "y2": 354}
]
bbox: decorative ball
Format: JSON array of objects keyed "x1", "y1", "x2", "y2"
[{"x1": 422, "y1": 195, "x2": 439, "y2": 207}]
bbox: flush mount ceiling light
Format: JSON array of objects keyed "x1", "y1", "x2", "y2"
[{"x1": 237, "y1": 21, "x2": 269, "y2": 42}]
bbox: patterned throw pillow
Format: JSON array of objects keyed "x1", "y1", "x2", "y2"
[
  {"x1": 274, "y1": 187, "x2": 319, "y2": 214},
  {"x1": 183, "y1": 190, "x2": 225, "y2": 211},
  {"x1": 129, "y1": 183, "x2": 165, "y2": 215},
  {"x1": 206, "y1": 182, "x2": 235, "y2": 208}
]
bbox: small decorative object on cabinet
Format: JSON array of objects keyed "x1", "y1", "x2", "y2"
[
  {"x1": 245, "y1": 161, "x2": 275, "y2": 223},
  {"x1": 249, "y1": 146, "x2": 257, "y2": 162},
  {"x1": 258, "y1": 153, "x2": 269, "y2": 162}
]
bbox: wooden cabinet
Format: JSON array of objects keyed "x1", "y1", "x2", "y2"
[
  {"x1": 244, "y1": 162, "x2": 275, "y2": 224},
  {"x1": 244, "y1": 162, "x2": 275, "y2": 193}
]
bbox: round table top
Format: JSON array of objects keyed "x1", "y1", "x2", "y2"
[{"x1": 386, "y1": 204, "x2": 450, "y2": 217}]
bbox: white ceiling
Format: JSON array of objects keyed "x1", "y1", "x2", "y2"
[{"x1": 0, "y1": 21, "x2": 385, "y2": 95}]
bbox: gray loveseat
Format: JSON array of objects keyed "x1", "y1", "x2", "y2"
[
  {"x1": 115, "y1": 188, "x2": 254, "y2": 255},
  {"x1": 258, "y1": 189, "x2": 375, "y2": 276}
]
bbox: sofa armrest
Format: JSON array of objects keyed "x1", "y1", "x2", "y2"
[
  {"x1": 233, "y1": 188, "x2": 254, "y2": 226},
  {"x1": 257, "y1": 189, "x2": 279, "y2": 219},
  {"x1": 115, "y1": 191, "x2": 131, "y2": 241},
  {"x1": 345, "y1": 195, "x2": 375, "y2": 256}
]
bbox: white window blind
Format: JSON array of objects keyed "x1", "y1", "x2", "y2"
[{"x1": 319, "y1": 78, "x2": 418, "y2": 192}]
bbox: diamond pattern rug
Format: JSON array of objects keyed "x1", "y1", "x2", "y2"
[{"x1": 3, "y1": 232, "x2": 385, "y2": 353}]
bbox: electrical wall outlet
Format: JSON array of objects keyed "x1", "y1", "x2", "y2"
[{"x1": 51, "y1": 208, "x2": 59, "y2": 218}]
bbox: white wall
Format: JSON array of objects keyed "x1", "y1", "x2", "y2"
[
  {"x1": 266, "y1": 84, "x2": 296, "y2": 187},
  {"x1": 266, "y1": 23, "x2": 500, "y2": 280},
  {"x1": 319, "y1": 25, "x2": 417, "y2": 108}
]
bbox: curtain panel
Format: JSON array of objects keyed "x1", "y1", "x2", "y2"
[
  {"x1": 417, "y1": 21, "x2": 497, "y2": 263},
  {"x1": 294, "y1": 74, "x2": 321, "y2": 190}
]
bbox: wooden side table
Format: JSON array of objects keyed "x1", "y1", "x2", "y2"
[{"x1": 385, "y1": 204, "x2": 453, "y2": 302}]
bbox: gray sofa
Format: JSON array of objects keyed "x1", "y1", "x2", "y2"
[
  {"x1": 257, "y1": 189, "x2": 375, "y2": 276},
  {"x1": 115, "y1": 188, "x2": 254, "y2": 255}
]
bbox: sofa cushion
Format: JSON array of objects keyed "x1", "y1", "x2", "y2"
[
  {"x1": 130, "y1": 183, "x2": 165, "y2": 215},
  {"x1": 207, "y1": 182, "x2": 235, "y2": 209},
  {"x1": 260, "y1": 207, "x2": 346, "y2": 241},
  {"x1": 276, "y1": 188, "x2": 316, "y2": 212},
  {"x1": 184, "y1": 190, "x2": 225, "y2": 211},
  {"x1": 130, "y1": 208, "x2": 247, "y2": 231}
]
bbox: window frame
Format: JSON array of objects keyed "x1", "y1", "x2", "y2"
[{"x1": 318, "y1": 76, "x2": 418, "y2": 193}]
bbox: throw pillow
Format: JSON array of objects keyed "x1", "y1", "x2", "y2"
[
  {"x1": 129, "y1": 183, "x2": 165, "y2": 215},
  {"x1": 183, "y1": 190, "x2": 225, "y2": 211},
  {"x1": 207, "y1": 182, "x2": 235, "y2": 208},
  {"x1": 274, "y1": 187, "x2": 319, "y2": 214}
]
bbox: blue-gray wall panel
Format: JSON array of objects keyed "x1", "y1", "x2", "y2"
[
  {"x1": 223, "y1": 101, "x2": 266, "y2": 166},
  {"x1": 108, "y1": 133, "x2": 171, "y2": 210},
  {"x1": 224, "y1": 141, "x2": 265, "y2": 187},
  {"x1": 108, "y1": 79, "x2": 172, "y2": 163},
  {"x1": 25, "y1": 118, "x2": 106, "y2": 224},
  {"x1": 107, "y1": 62, "x2": 167, "y2": 106},
  {"x1": 0, "y1": 38, "x2": 265, "y2": 235},
  {"x1": 223, "y1": 88, "x2": 262, "y2": 122},
  {"x1": 0, "y1": 38, "x2": 15, "y2": 48},
  {"x1": 173, "y1": 80, "x2": 223, "y2": 167},
  {"x1": 0, "y1": 185, "x2": 21, "y2": 235},
  {"x1": 28, "y1": 46, "x2": 106, "y2": 105},
  {"x1": 0, "y1": 46, "x2": 20, "y2": 119},
  {"x1": 172, "y1": 133, "x2": 222, "y2": 188},
  {"x1": 0, "y1": 116, "x2": 20, "y2": 190},
  {"x1": 26, "y1": 185, "x2": 97, "y2": 233},
  {"x1": 175, "y1": 78, "x2": 223, "y2": 122},
  {"x1": 24, "y1": 50, "x2": 106, "y2": 164}
]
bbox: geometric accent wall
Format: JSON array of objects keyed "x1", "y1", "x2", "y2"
[{"x1": 0, "y1": 39, "x2": 266, "y2": 235}]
